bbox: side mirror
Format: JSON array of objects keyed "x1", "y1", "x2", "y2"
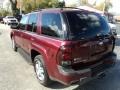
[{"x1": 11, "y1": 24, "x2": 19, "y2": 29}]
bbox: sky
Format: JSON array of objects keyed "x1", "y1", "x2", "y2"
[
  {"x1": 63, "y1": 0, "x2": 120, "y2": 15},
  {"x1": 88, "y1": 0, "x2": 120, "y2": 15},
  {"x1": 88, "y1": 0, "x2": 104, "y2": 5},
  {"x1": 0, "y1": 0, "x2": 4, "y2": 8},
  {"x1": 109, "y1": 0, "x2": 120, "y2": 15},
  {"x1": 0, "y1": 0, "x2": 4, "y2": 3}
]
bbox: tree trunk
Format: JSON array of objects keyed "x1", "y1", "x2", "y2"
[{"x1": 9, "y1": 0, "x2": 18, "y2": 16}]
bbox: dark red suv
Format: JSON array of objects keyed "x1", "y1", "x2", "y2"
[{"x1": 10, "y1": 8, "x2": 116, "y2": 86}]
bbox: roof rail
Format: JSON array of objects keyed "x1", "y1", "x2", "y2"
[
  {"x1": 60, "y1": 7, "x2": 79, "y2": 10},
  {"x1": 63, "y1": 7, "x2": 79, "y2": 9},
  {"x1": 60, "y1": 7, "x2": 84, "y2": 11},
  {"x1": 32, "y1": 7, "x2": 82, "y2": 12},
  {"x1": 32, "y1": 8, "x2": 42, "y2": 12}
]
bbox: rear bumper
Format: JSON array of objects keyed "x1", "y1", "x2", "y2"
[{"x1": 56, "y1": 52, "x2": 116, "y2": 85}]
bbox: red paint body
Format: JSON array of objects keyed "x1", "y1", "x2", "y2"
[{"x1": 10, "y1": 8, "x2": 116, "y2": 85}]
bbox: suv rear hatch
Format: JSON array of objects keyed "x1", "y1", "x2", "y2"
[{"x1": 63, "y1": 11, "x2": 114, "y2": 68}]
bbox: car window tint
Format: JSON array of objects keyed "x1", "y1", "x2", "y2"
[
  {"x1": 27, "y1": 13, "x2": 37, "y2": 32},
  {"x1": 65, "y1": 11, "x2": 110, "y2": 40},
  {"x1": 19, "y1": 15, "x2": 28, "y2": 30},
  {"x1": 41, "y1": 13, "x2": 63, "y2": 38}
]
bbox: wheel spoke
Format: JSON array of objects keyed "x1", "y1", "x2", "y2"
[
  {"x1": 12, "y1": 39, "x2": 14, "y2": 49},
  {"x1": 39, "y1": 73, "x2": 44, "y2": 80},
  {"x1": 35, "y1": 60, "x2": 45, "y2": 81}
]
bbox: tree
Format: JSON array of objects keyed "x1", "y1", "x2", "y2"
[
  {"x1": 57, "y1": 1, "x2": 65, "y2": 8},
  {"x1": 22, "y1": 0, "x2": 65, "y2": 13},
  {"x1": 104, "y1": 1, "x2": 112, "y2": 12},
  {"x1": 80, "y1": 0, "x2": 88, "y2": 5},
  {"x1": 0, "y1": 8, "x2": 11, "y2": 16},
  {"x1": 9, "y1": 0, "x2": 19, "y2": 16},
  {"x1": 95, "y1": 0, "x2": 112, "y2": 12}
]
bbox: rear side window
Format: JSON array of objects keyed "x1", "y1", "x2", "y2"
[
  {"x1": 27, "y1": 13, "x2": 38, "y2": 32},
  {"x1": 19, "y1": 15, "x2": 28, "y2": 30},
  {"x1": 65, "y1": 11, "x2": 110, "y2": 40},
  {"x1": 41, "y1": 13, "x2": 63, "y2": 38}
]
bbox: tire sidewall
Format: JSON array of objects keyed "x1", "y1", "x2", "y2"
[
  {"x1": 12, "y1": 38, "x2": 15, "y2": 49},
  {"x1": 11, "y1": 38, "x2": 17, "y2": 51},
  {"x1": 34, "y1": 55, "x2": 50, "y2": 86}
]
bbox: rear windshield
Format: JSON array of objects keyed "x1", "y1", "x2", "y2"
[{"x1": 64, "y1": 11, "x2": 110, "y2": 40}]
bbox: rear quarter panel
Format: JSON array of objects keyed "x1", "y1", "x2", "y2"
[{"x1": 30, "y1": 35, "x2": 65, "y2": 77}]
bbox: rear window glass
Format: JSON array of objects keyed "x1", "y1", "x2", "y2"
[{"x1": 65, "y1": 11, "x2": 110, "y2": 40}]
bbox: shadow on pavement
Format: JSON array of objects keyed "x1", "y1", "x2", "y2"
[
  {"x1": 115, "y1": 38, "x2": 120, "y2": 46},
  {"x1": 48, "y1": 81, "x2": 69, "y2": 89},
  {"x1": 18, "y1": 48, "x2": 76, "y2": 89},
  {"x1": 18, "y1": 48, "x2": 33, "y2": 65},
  {"x1": 17, "y1": 44, "x2": 120, "y2": 90},
  {"x1": 48, "y1": 60, "x2": 120, "y2": 90},
  {"x1": 73, "y1": 60, "x2": 120, "y2": 90}
]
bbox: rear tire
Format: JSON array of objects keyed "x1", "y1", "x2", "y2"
[
  {"x1": 34, "y1": 55, "x2": 52, "y2": 86},
  {"x1": 12, "y1": 38, "x2": 17, "y2": 52}
]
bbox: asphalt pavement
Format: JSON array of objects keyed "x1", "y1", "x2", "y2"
[
  {"x1": 116, "y1": 23, "x2": 120, "y2": 35},
  {"x1": 0, "y1": 24, "x2": 120, "y2": 90}
]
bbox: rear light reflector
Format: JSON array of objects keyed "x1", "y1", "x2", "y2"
[
  {"x1": 62, "y1": 53, "x2": 72, "y2": 61},
  {"x1": 57, "y1": 45, "x2": 73, "y2": 66}
]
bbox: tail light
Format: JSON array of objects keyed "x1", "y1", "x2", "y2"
[{"x1": 57, "y1": 45, "x2": 73, "y2": 66}]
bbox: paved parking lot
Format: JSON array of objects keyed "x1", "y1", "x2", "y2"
[
  {"x1": 0, "y1": 24, "x2": 120, "y2": 90},
  {"x1": 116, "y1": 23, "x2": 120, "y2": 35}
]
